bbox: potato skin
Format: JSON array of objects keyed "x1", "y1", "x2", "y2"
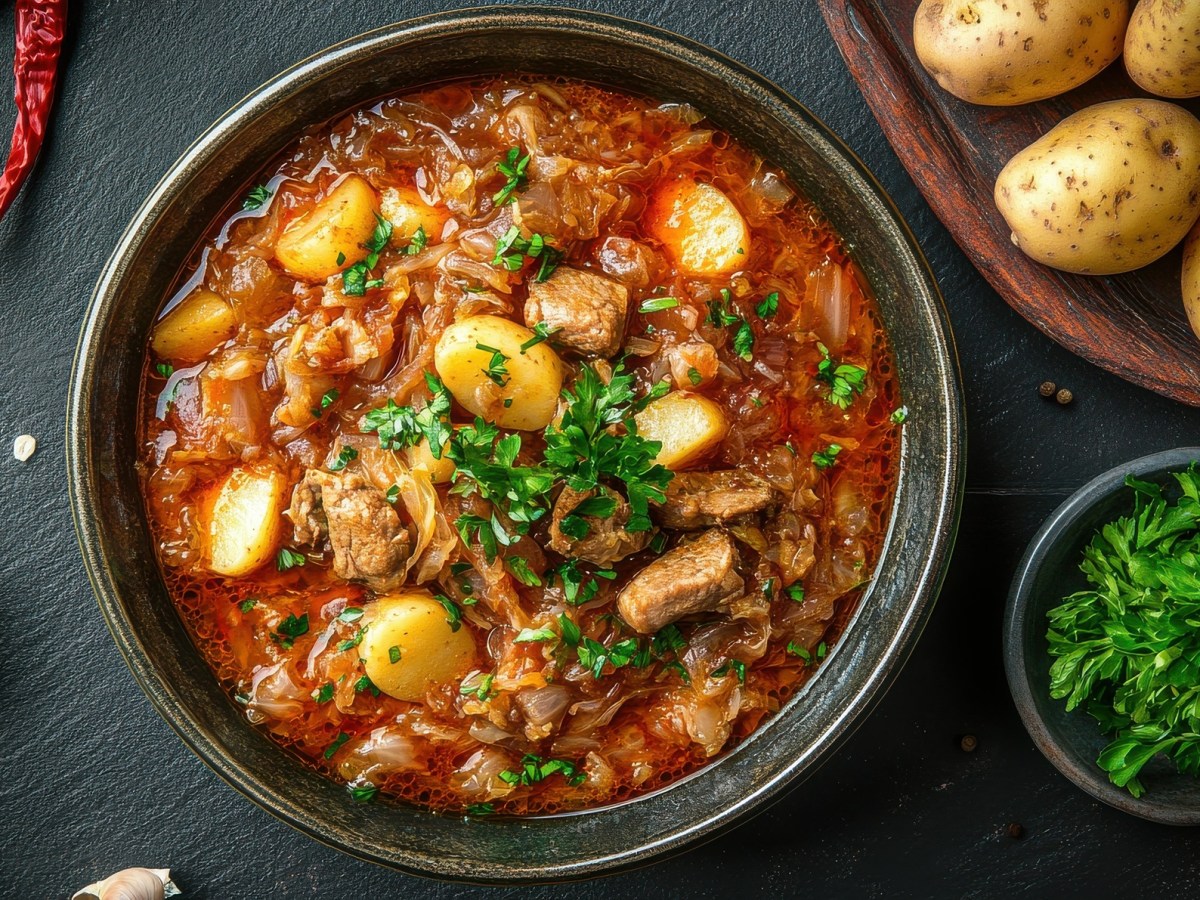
[
  {"x1": 434, "y1": 315, "x2": 564, "y2": 431},
  {"x1": 914, "y1": 0, "x2": 1131, "y2": 105},
  {"x1": 994, "y1": 99, "x2": 1200, "y2": 274},
  {"x1": 1125, "y1": 0, "x2": 1200, "y2": 98},
  {"x1": 1183, "y1": 219, "x2": 1200, "y2": 340},
  {"x1": 150, "y1": 288, "x2": 237, "y2": 362}
]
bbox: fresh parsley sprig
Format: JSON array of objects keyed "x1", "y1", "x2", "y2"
[
  {"x1": 816, "y1": 343, "x2": 867, "y2": 410},
  {"x1": 341, "y1": 213, "x2": 393, "y2": 296},
  {"x1": 1046, "y1": 467, "x2": 1200, "y2": 798},
  {"x1": 361, "y1": 372, "x2": 452, "y2": 456},
  {"x1": 492, "y1": 146, "x2": 530, "y2": 205},
  {"x1": 491, "y1": 226, "x2": 563, "y2": 282}
]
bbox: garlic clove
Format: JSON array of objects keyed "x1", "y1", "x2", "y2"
[{"x1": 72, "y1": 867, "x2": 180, "y2": 900}]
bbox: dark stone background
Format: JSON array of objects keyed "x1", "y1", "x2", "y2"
[{"x1": 2, "y1": 0, "x2": 1198, "y2": 896}]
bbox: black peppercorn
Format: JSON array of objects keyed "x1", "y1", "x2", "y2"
[
  {"x1": 1007, "y1": 822, "x2": 1025, "y2": 840},
  {"x1": 1038, "y1": 380, "x2": 1056, "y2": 398},
  {"x1": 1056, "y1": 388, "x2": 1073, "y2": 405}
]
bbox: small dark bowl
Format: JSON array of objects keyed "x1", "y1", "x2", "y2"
[
  {"x1": 1005, "y1": 447, "x2": 1200, "y2": 825},
  {"x1": 67, "y1": 6, "x2": 965, "y2": 882}
]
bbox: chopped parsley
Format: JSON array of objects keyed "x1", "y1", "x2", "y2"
[
  {"x1": 312, "y1": 682, "x2": 335, "y2": 703},
  {"x1": 513, "y1": 625, "x2": 558, "y2": 644},
  {"x1": 349, "y1": 783, "x2": 378, "y2": 803},
  {"x1": 492, "y1": 146, "x2": 530, "y2": 205},
  {"x1": 638, "y1": 296, "x2": 680, "y2": 314},
  {"x1": 755, "y1": 291, "x2": 779, "y2": 318},
  {"x1": 498, "y1": 753, "x2": 586, "y2": 788},
  {"x1": 558, "y1": 613, "x2": 582, "y2": 648},
  {"x1": 403, "y1": 225, "x2": 428, "y2": 256},
  {"x1": 491, "y1": 226, "x2": 563, "y2": 282},
  {"x1": 324, "y1": 731, "x2": 351, "y2": 760},
  {"x1": 465, "y1": 802, "x2": 495, "y2": 816},
  {"x1": 520, "y1": 321, "x2": 559, "y2": 353},
  {"x1": 311, "y1": 387, "x2": 339, "y2": 419},
  {"x1": 273, "y1": 612, "x2": 309, "y2": 650},
  {"x1": 687, "y1": 367, "x2": 702, "y2": 386},
  {"x1": 340, "y1": 213, "x2": 393, "y2": 297},
  {"x1": 812, "y1": 444, "x2": 842, "y2": 470},
  {"x1": 337, "y1": 626, "x2": 366, "y2": 652},
  {"x1": 711, "y1": 659, "x2": 747, "y2": 684},
  {"x1": 435, "y1": 594, "x2": 463, "y2": 632},
  {"x1": 385, "y1": 484, "x2": 400, "y2": 504},
  {"x1": 732, "y1": 320, "x2": 755, "y2": 362},
  {"x1": 504, "y1": 555, "x2": 543, "y2": 587},
  {"x1": 787, "y1": 642, "x2": 812, "y2": 663},
  {"x1": 577, "y1": 636, "x2": 640, "y2": 679},
  {"x1": 239, "y1": 597, "x2": 257, "y2": 613},
  {"x1": 476, "y1": 343, "x2": 510, "y2": 387},
  {"x1": 242, "y1": 184, "x2": 272, "y2": 210},
  {"x1": 388, "y1": 645, "x2": 401, "y2": 664},
  {"x1": 361, "y1": 372, "x2": 452, "y2": 457},
  {"x1": 460, "y1": 672, "x2": 495, "y2": 701},
  {"x1": 337, "y1": 607, "x2": 364, "y2": 624},
  {"x1": 891, "y1": 405, "x2": 910, "y2": 424},
  {"x1": 705, "y1": 290, "x2": 740, "y2": 327},
  {"x1": 785, "y1": 583, "x2": 805, "y2": 602},
  {"x1": 155, "y1": 362, "x2": 174, "y2": 378},
  {"x1": 329, "y1": 445, "x2": 358, "y2": 472},
  {"x1": 276, "y1": 548, "x2": 306, "y2": 571},
  {"x1": 816, "y1": 343, "x2": 868, "y2": 409},
  {"x1": 549, "y1": 558, "x2": 616, "y2": 605}
]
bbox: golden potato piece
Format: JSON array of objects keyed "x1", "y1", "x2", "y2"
[
  {"x1": 150, "y1": 289, "x2": 237, "y2": 363},
  {"x1": 434, "y1": 315, "x2": 564, "y2": 431},
  {"x1": 404, "y1": 436, "x2": 455, "y2": 484},
  {"x1": 381, "y1": 185, "x2": 449, "y2": 246},
  {"x1": 208, "y1": 467, "x2": 287, "y2": 577},
  {"x1": 647, "y1": 179, "x2": 750, "y2": 277},
  {"x1": 274, "y1": 174, "x2": 380, "y2": 282},
  {"x1": 634, "y1": 390, "x2": 728, "y2": 470},
  {"x1": 361, "y1": 592, "x2": 477, "y2": 702}
]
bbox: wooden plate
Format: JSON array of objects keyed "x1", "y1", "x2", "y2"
[{"x1": 818, "y1": 0, "x2": 1200, "y2": 406}]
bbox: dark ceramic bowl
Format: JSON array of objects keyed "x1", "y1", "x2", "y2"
[
  {"x1": 1005, "y1": 447, "x2": 1200, "y2": 826},
  {"x1": 67, "y1": 7, "x2": 964, "y2": 882}
]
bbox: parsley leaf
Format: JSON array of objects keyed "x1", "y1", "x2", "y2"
[
  {"x1": 705, "y1": 290, "x2": 740, "y2": 328},
  {"x1": 549, "y1": 558, "x2": 615, "y2": 605},
  {"x1": 361, "y1": 372, "x2": 452, "y2": 456},
  {"x1": 349, "y1": 783, "x2": 378, "y2": 802},
  {"x1": 891, "y1": 405, "x2": 910, "y2": 424},
  {"x1": 435, "y1": 594, "x2": 462, "y2": 632},
  {"x1": 498, "y1": 753, "x2": 586, "y2": 788},
  {"x1": 687, "y1": 367, "x2": 702, "y2": 386},
  {"x1": 404, "y1": 225, "x2": 428, "y2": 256},
  {"x1": 732, "y1": 320, "x2": 755, "y2": 361},
  {"x1": 388, "y1": 645, "x2": 401, "y2": 664},
  {"x1": 492, "y1": 146, "x2": 530, "y2": 205},
  {"x1": 155, "y1": 362, "x2": 174, "y2": 378},
  {"x1": 816, "y1": 343, "x2": 868, "y2": 409},
  {"x1": 559, "y1": 613, "x2": 582, "y2": 648},
  {"x1": 337, "y1": 626, "x2": 366, "y2": 652},
  {"x1": 520, "y1": 322, "x2": 559, "y2": 353},
  {"x1": 324, "y1": 731, "x2": 351, "y2": 760},
  {"x1": 276, "y1": 548, "x2": 306, "y2": 571},
  {"x1": 812, "y1": 444, "x2": 842, "y2": 470},
  {"x1": 312, "y1": 387, "x2": 339, "y2": 419},
  {"x1": 329, "y1": 445, "x2": 358, "y2": 472},
  {"x1": 504, "y1": 556, "x2": 543, "y2": 587},
  {"x1": 755, "y1": 291, "x2": 779, "y2": 318},
  {"x1": 460, "y1": 671, "x2": 495, "y2": 701},
  {"x1": 491, "y1": 226, "x2": 561, "y2": 280},
  {"x1": 638, "y1": 296, "x2": 680, "y2": 314},
  {"x1": 273, "y1": 612, "x2": 309, "y2": 650},
  {"x1": 514, "y1": 626, "x2": 558, "y2": 644},
  {"x1": 239, "y1": 597, "x2": 258, "y2": 613},
  {"x1": 476, "y1": 343, "x2": 510, "y2": 387},
  {"x1": 242, "y1": 184, "x2": 272, "y2": 210},
  {"x1": 312, "y1": 682, "x2": 335, "y2": 703},
  {"x1": 340, "y1": 213, "x2": 393, "y2": 296},
  {"x1": 466, "y1": 802, "x2": 495, "y2": 816}
]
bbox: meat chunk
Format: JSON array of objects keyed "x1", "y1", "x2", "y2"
[
  {"x1": 286, "y1": 470, "x2": 411, "y2": 591},
  {"x1": 616, "y1": 529, "x2": 744, "y2": 634},
  {"x1": 653, "y1": 470, "x2": 777, "y2": 530},
  {"x1": 524, "y1": 266, "x2": 629, "y2": 357},
  {"x1": 547, "y1": 485, "x2": 651, "y2": 566}
]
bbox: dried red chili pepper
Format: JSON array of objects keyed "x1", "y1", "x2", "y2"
[{"x1": 0, "y1": 0, "x2": 66, "y2": 221}]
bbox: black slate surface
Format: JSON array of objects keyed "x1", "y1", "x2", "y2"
[{"x1": 3, "y1": 1, "x2": 1199, "y2": 896}]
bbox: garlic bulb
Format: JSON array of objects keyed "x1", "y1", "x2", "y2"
[{"x1": 73, "y1": 867, "x2": 180, "y2": 900}]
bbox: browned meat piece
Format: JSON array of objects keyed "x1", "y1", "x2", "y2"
[
  {"x1": 547, "y1": 485, "x2": 651, "y2": 566},
  {"x1": 524, "y1": 266, "x2": 629, "y2": 357},
  {"x1": 616, "y1": 529, "x2": 744, "y2": 634},
  {"x1": 653, "y1": 470, "x2": 777, "y2": 530},
  {"x1": 286, "y1": 470, "x2": 411, "y2": 591}
]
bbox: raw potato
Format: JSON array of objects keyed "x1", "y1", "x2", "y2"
[
  {"x1": 1183, "y1": 219, "x2": 1200, "y2": 340},
  {"x1": 994, "y1": 99, "x2": 1200, "y2": 274},
  {"x1": 913, "y1": 0, "x2": 1132, "y2": 105},
  {"x1": 404, "y1": 436, "x2": 455, "y2": 484},
  {"x1": 381, "y1": 185, "x2": 449, "y2": 245},
  {"x1": 361, "y1": 592, "x2": 476, "y2": 702},
  {"x1": 274, "y1": 174, "x2": 380, "y2": 281},
  {"x1": 1125, "y1": 0, "x2": 1200, "y2": 98},
  {"x1": 646, "y1": 178, "x2": 750, "y2": 277},
  {"x1": 634, "y1": 391, "x2": 728, "y2": 470},
  {"x1": 434, "y1": 315, "x2": 564, "y2": 431},
  {"x1": 208, "y1": 467, "x2": 287, "y2": 577},
  {"x1": 150, "y1": 288, "x2": 237, "y2": 362}
]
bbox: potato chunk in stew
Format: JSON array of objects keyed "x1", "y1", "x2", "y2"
[
  {"x1": 207, "y1": 467, "x2": 287, "y2": 577},
  {"x1": 362, "y1": 592, "x2": 477, "y2": 701},
  {"x1": 150, "y1": 288, "x2": 237, "y2": 363},
  {"x1": 634, "y1": 391, "x2": 728, "y2": 470},
  {"x1": 647, "y1": 178, "x2": 750, "y2": 277},
  {"x1": 274, "y1": 174, "x2": 380, "y2": 281}
]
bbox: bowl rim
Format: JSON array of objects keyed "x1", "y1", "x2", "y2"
[
  {"x1": 1004, "y1": 446, "x2": 1200, "y2": 826},
  {"x1": 66, "y1": 4, "x2": 966, "y2": 881}
]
